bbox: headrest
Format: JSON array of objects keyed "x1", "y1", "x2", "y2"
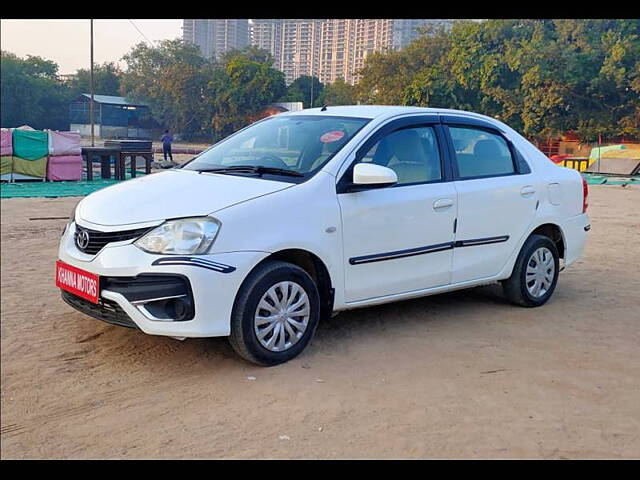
[
  {"x1": 373, "y1": 129, "x2": 424, "y2": 165},
  {"x1": 473, "y1": 139, "x2": 502, "y2": 159}
]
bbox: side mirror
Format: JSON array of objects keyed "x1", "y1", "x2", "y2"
[{"x1": 352, "y1": 163, "x2": 397, "y2": 188}]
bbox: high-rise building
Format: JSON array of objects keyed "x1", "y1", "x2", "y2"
[
  {"x1": 183, "y1": 19, "x2": 250, "y2": 60},
  {"x1": 250, "y1": 19, "x2": 284, "y2": 67},
  {"x1": 318, "y1": 19, "x2": 394, "y2": 85},
  {"x1": 249, "y1": 19, "x2": 454, "y2": 85},
  {"x1": 280, "y1": 19, "x2": 323, "y2": 85},
  {"x1": 249, "y1": 19, "x2": 323, "y2": 85}
]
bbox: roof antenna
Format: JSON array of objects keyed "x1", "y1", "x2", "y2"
[{"x1": 320, "y1": 105, "x2": 327, "y2": 111}]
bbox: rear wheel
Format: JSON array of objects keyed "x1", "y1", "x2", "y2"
[
  {"x1": 502, "y1": 234, "x2": 559, "y2": 307},
  {"x1": 229, "y1": 260, "x2": 320, "y2": 366}
]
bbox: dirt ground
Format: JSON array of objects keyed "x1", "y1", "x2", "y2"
[{"x1": 1, "y1": 185, "x2": 639, "y2": 459}]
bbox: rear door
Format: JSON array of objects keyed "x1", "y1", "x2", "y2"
[{"x1": 442, "y1": 116, "x2": 537, "y2": 284}]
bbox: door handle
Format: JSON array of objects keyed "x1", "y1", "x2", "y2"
[
  {"x1": 433, "y1": 198, "x2": 454, "y2": 210},
  {"x1": 520, "y1": 186, "x2": 536, "y2": 197}
]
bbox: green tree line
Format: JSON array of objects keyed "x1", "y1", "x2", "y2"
[
  {"x1": 357, "y1": 19, "x2": 639, "y2": 142},
  {"x1": 1, "y1": 51, "x2": 73, "y2": 131},
  {"x1": 1, "y1": 41, "x2": 354, "y2": 141},
  {"x1": 1, "y1": 51, "x2": 129, "y2": 131}
]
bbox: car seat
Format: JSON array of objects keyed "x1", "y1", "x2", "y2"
[{"x1": 372, "y1": 129, "x2": 433, "y2": 184}]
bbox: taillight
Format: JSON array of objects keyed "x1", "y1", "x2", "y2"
[{"x1": 582, "y1": 176, "x2": 589, "y2": 213}]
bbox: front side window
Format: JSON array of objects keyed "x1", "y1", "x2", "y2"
[
  {"x1": 449, "y1": 127, "x2": 516, "y2": 179},
  {"x1": 359, "y1": 126, "x2": 442, "y2": 186},
  {"x1": 183, "y1": 115, "x2": 370, "y2": 178}
]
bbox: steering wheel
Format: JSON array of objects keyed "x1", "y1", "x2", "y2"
[{"x1": 256, "y1": 154, "x2": 289, "y2": 169}]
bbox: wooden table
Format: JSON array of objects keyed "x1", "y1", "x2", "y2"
[
  {"x1": 81, "y1": 147, "x2": 153, "y2": 180},
  {"x1": 119, "y1": 151, "x2": 153, "y2": 178},
  {"x1": 81, "y1": 146, "x2": 122, "y2": 180}
]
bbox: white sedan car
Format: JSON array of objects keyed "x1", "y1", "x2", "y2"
[{"x1": 57, "y1": 106, "x2": 590, "y2": 365}]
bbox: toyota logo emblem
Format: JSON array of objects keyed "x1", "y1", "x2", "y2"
[{"x1": 76, "y1": 229, "x2": 90, "y2": 250}]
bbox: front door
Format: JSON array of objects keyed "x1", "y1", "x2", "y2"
[{"x1": 338, "y1": 122, "x2": 457, "y2": 303}]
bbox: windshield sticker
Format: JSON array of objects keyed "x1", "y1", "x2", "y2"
[{"x1": 320, "y1": 130, "x2": 345, "y2": 143}]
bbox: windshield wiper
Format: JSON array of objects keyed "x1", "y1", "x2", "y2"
[{"x1": 197, "y1": 166, "x2": 304, "y2": 177}]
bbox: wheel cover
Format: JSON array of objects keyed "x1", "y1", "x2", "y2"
[
  {"x1": 525, "y1": 247, "x2": 555, "y2": 298},
  {"x1": 254, "y1": 281, "x2": 310, "y2": 352}
]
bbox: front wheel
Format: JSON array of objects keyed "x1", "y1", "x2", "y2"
[
  {"x1": 229, "y1": 260, "x2": 320, "y2": 366},
  {"x1": 502, "y1": 234, "x2": 560, "y2": 307}
]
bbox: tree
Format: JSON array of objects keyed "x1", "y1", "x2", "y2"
[
  {"x1": 211, "y1": 51, "x2": 287, "y2": 140},
  {"x1": 219, "y1": 45, "x2": 275, "y2": 67},
  {"x1": 356, "y1": 49, "x2": 418, "y2": 106},
  {"x1": 319, "y1": 78, "x2": 356, "y2": 106},
  {"x1": 119, "y1": 40, "x2": 287, "y2": 141},
  {"x1": 356, "y1": 19, "x2": 640, "y2": 141},
  {"x1": 120, "y1": 39, "x2": 213, "y2": 139},
  {"x1": 280, "y1": 76, "x2": 324, "y2": 108},
  {"x1": 67, "y1": 62, "x2": 122, "y2": 97},
  {"x1": 0, "y1": 50, "x2": 71, "y2": 130}
]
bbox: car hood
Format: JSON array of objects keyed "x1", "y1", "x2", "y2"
[{"x1": 76, "y1": 169, "x2": 293, "y2": 227}]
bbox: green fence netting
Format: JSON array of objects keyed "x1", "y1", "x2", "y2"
[
  {"x1": 1, "y1": 172, "x2": 147, "y2": 198},
  {"x1": 583, "y1": 173, "x2": 640, "y2": 186}
]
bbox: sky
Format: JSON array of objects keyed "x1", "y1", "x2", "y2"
[{"x1": 1, "y1": 19, "x2": 183, "y2": 74}]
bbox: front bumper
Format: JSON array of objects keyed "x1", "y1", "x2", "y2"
[
  {"x1": 58, "y1": 221, "x2": 269, "y2": 337},
  {"x1": 61, "y1": 290, "x2": 138, "y2": 329}
]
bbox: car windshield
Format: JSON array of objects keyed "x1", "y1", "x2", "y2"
[{"x1": 182, "y1": 115, "x2": 370, "y2": 178}]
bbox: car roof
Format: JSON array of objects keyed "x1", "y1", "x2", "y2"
[{"x1": 282, "y1": 105, "x2": 499, "y2": 123}]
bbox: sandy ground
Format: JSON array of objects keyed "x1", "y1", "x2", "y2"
[{"x1": 1, "y1": 185, "x2": 639, "y2": 459}]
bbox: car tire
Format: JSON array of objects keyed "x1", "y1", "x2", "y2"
[
  {"x1": 228, "y1": 260, "x2": 321, "y2": 366},
  {"x1": 502, "y1": 234, "x2": 560, "y2": 307}
]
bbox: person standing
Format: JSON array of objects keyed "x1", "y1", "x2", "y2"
[{"x1": 160, "y1": 129, "x2": 174, "y2": 165}]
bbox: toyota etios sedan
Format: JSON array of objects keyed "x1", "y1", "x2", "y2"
[{"x1": 57, "y1": 106, "x2": 590, "y2": 365}]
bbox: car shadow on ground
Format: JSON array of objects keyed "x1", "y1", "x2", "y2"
[
  {"x1": 70, "y1": 282, "x2": 515, "y2": 370},
  {"x1": 312, "y1": 283, "x2": 510, "y2": 343},
  {"x1": 191, "y1": 283, "x2": 512, "y2": 365},
  {"x1": 321, "y1": 283, "x2": 509, "y2": 326}
]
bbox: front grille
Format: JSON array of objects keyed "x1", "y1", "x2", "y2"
[
  {"x1": 61, "y1": 290, "x2": 137, "y2": 329},
  {"x1": 74, "y1": 225, "x2": 150, "y2": 255}
]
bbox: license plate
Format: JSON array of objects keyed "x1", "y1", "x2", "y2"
[{"x1": 56, "y1": 260, "x2": 100, "y2": 304}]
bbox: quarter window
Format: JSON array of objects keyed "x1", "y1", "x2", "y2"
[
  {"x1": 449, "y1": 127, "x2": 516, "y2": 179},
  {"x1": 359, "y1": 126, "x2": 442, "y2": 185}
]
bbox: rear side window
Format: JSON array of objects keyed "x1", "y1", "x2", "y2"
[{"x1": 449, "y1": 127, "x2": 516, "y2": 179}]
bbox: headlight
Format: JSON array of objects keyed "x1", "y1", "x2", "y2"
[{"x1": 134, "y1": 217, "x2": 221, "y2": 255}]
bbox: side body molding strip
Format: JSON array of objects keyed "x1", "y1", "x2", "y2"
[
  {"x1": 455, "y1": 235, "x2": 510, "y2": 248},
  {"x1": 349, "y1": 236, "x2": 510, "y2": 265},
  {"x1": 349, "y1": 242, "x2": 454, "y2": 265}
]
